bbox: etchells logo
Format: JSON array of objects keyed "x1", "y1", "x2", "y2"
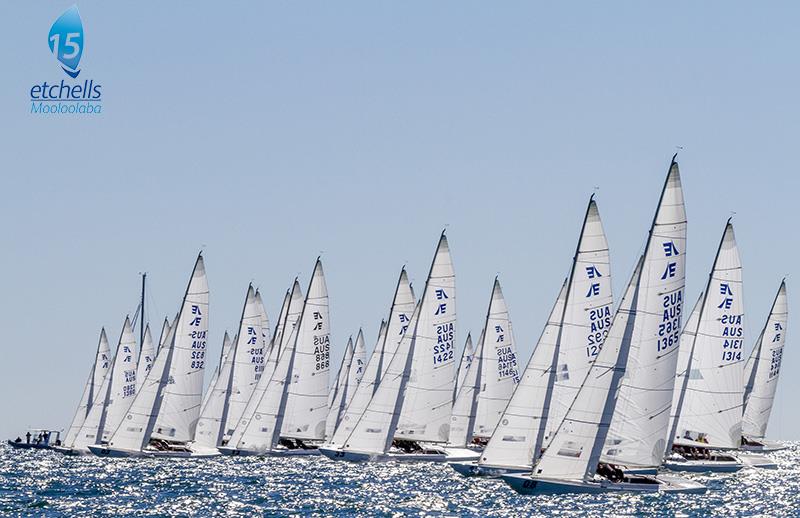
[{"x1": 30, "y1": 5, "x2": 102, "y2": 115}]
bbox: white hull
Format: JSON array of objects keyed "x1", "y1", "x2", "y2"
[
  {"x1": 218, "y1": 446, "x2": 319, "y2": 457},
  {"x1": 663, "y1": 453, "x2": 744, "y2": 473},
  {"x1": 441, "y1": 447, "x2": 481, "y2": 462},
  {"x1": 449, "y1": 460, "x2": 528, "y2": 478},
  {"x1": 502, "y1": 473, "x2": 706, "y2": 495},
  {"x1": 737, "y1": 453, "x2": 778, "y2": 469},
  {"x1": 88, "y1": 445, "x2": 220, "y2": 458},
  {"x1": 319, "y1": 446, "x2": 451, "y2": 463},
  {"x1": 52, "y1": 446, "x2": 92, "y2": 456},
  {"x1": 740, "y1": 439, "x2": 787, "y2": 453}
]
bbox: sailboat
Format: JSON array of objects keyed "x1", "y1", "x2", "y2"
[
  {"x1": 503, "y1": 157, "x2": 704, "y2": 494},
  {"x1": 664, "y1": 221, "x2": 752, "y2": 472},
  {"x1": 323, "y1": 269, "x2": 415, "y2": 447},
  {"x1": 741, "y1": 280, "x2": 788, "y2": 452},
  {"x1": 320, "y1": 232, "x2": 465, "y2": 462},
  {"x1": 453, "y1": 333, "x2": 474, "y2": 402},
  {"x1": 54, "y1": 329, "x2": 111, "y2": 455},
  {"x1": 194, "y1": 285, "x2": 262, "y2": 451},
  {"x1": 89, "y1": 253, "x2": 210, "y2": 457},
  {"x1": 218, "y1": 259, "x2": 330, "y2": 456},
  {"x1": 70, "y1": 317, "x2": 139, "y2": 454},
  {"x1": 156, "y1": 317, "x2": 172, "y2": 355},
  {"x1": 447, "y1": 279, "x2": 520, "y2": 456},
  {"x1": 451, "y1": 195, "x2": 612, "y2": 477},
  {"x1": 199, "y1": 330, "x2": 232, "y2": 417}
]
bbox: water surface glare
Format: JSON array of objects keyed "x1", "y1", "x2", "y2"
[{"x1": 1, "y1": 444, "x2": 798, "y2": 516}]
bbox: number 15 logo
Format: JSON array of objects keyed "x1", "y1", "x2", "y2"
[{"x1": 48, "y1": 5, "x2": 84, "y2": 78}]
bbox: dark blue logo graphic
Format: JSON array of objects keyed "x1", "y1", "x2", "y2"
[{"x1": 48, "y1": 6, "x2": 84, "y2": 78}]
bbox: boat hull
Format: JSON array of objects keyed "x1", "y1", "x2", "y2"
[
  {"x1": 7, "y1": 441, "x2": 52, "y2": 450},
  {"x1": 449, "y1": 461, "x2": 528, "y2": 478},
  {"x1": 319, "y1": 446, "x2": 451, "y2": 463},
  {"x1": 737, "y1": 453, "x2": 778, "y2": 469},
  {"x1": 663, "y1": 457, "x2": 744, "y2": 473},
  {"x1": 218, "y1": 446, "x2": 319, "y2": 457},
  {"x1": 52, "y1": 446, "x2": 91, "y2": 456},
  {"x1": 502, "y1": 473, "x2": 706, "y2": 495},
  {"x1": 740, "y1": 439, "x2": 787, "y2": 453},
  {"x1": 441, "y1": 447, "x2": 481, "y2": 462}
]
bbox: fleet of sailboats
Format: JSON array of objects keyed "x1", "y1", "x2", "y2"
[{"x1": 42, "y1": 155, "x2": 790, "y2": 496}]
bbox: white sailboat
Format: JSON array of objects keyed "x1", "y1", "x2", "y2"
[
  {"x1": 90, "y1": 253, "x2": 211, "y2": 457},
  {"x1": 199, "y1": 330, "x2": 232, "y2": 416},
  {"x1": 448, "y1": 279, "x2": 520, "y2": 454},
  {"x1": 56, "y1": 329, "x2": 111, "y2": 455},
  {"x1": 320, "y1": 232, "x2": 462, "y2": 462},
  {"x1": 349, "y1": 329, "x2": 367, "y2": 401},
  {"x1": 156, "y1": 317, "x2": 172, "y2": 355},
  {"x1": 504, "y1": 157, "x2": 704, "y2": 494},
  {"x1": 741, "y1": 280, "x2": 788, "y2": 452},
  {"x1": 219, "y1": 259, "x2": 330, "y2": 455},
  {"x1": 324, "y1": 269, "x2": 415, "y2": 447},
  {"x1": 453, "y1": 333, "x2": 474, "y2": 402},
  {"x1": 664, "y1": 221, "x2": 749, "y2": 472},
  {"x1": 72, "y1": 317, "x2": 139, "y2": 453},
  {"x1": 451, "y1": 196, "x2": 612, "y2": 477},
  {"x1": 194, "y1": 285, "x2": 262, "y2": 450}
]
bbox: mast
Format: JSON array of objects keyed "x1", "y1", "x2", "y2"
[{"x1": 140, "y1": 273, "x2": 146, "y2": 362}]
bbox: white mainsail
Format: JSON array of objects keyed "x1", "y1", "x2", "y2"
[
  {"x1": 328, "y1": 269, "x2": 415, "y2": 446},
  {"x1": 537, "y1": 157, "x2": 687, "y2": 479},
  {"x1": 136, "y1": 325, "x2": 155, "y2": 392},
  {"x1": 742, "y1": 281, "x2": 788, "y2": 439},
  {"x1": 229, "y1": 279, "x2": 303, "y2": 445},
  {"x1": 105, "y1": 315, "x2": 179, "y2": 452},
  {"x1": 473, "y1": 279, "x2": 520, "y2": 439},
  {"x1": 336, "y1": 232, "x2": 455, "y2": 454},
  {"x1": 100, "y1": 318, "x2": 140, "y2": 442},
  {"x1": 255, "y1": 289, "x2": 271, "y2": 376},
  {"x1": 325, "y1": 336, "x2": 355, "y2": 439},
  {"x1": 200, "y1": 330, "x2": 231, "y2": 413},
  {"x1": 195, "y1": 331, "x2": 232, "y2": 448},
  {"x1": 221, "y1": 285, "x2": 265, "y2": 441},
  {"x1": 667, "y1": 292, "x2": 703, "y2": 451},
  {"x1": 282, "y1": 259, "x2": 331, "y2": 440},
  {"x1": 478, "y1": 196, "x2": 612, "y2": 470},
  {"x1": 152, "y1": 253, "x2": 210, "y2": 443},
  {"x1": 670, "y1": 222, "x2": 743, "y2": 450},
  {"x1": 63, "y1": 329, "x2": 111, "y2": 448},
  {"x1": 349, "y1": 329, "x2": 367, "y2": 400},
  {"x1": 395, "y1": 234, "x2": 457, "y2": 442},
  {"x1": 454, "y1": 333, "x2": 474, "y2": 402}
]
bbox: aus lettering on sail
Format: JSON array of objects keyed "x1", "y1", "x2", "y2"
[
  {"x1": 190, "y1": 304, "x2": 207, "y2": 369},
  {"x1": 492, "y1": 324, "x2": 519, "y2": 382},
  {"x1": 585, "y1": 264, "x2": 612, "y2": 359},
  {"x1": 433, "y1": 288, "x2": 454, "y2": 366},
  {"x1": 657, "y1": 240, "x2": 683, "y2": 353},
  {"x1": 245, "y1": 325, "x2": 266, "y2": 379},
  {"x1": 313, "y1": 310, "x2": 330, "y2": 372},
  {"x1": 718, "y1": 282, "x2": 744, "y2": 363}
]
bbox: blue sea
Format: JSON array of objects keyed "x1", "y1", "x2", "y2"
[{"x1": 1, "y1": 444, "x2": 798, "y2": 516}]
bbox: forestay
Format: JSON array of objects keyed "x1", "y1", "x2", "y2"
[{"x1": 742, "y1": 281, "x2": 788, "y2": 439}]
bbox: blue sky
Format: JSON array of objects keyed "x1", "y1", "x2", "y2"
[{"x1": 1, "y1": 2, "x2": 798, "y2": 440}]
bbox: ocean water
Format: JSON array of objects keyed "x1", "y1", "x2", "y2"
[{"x1": 1, "y1": 444, "x2": 798, "y2": 517}]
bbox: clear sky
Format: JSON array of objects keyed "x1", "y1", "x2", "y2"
[{"x1": 1, "y1": 2, "x2": 798, "y2": 441}]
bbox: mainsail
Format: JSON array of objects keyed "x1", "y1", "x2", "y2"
[
  {"x1": 152, "y1": 253, "x2": 210, "y2": 443},
  {"x1": 63, "y1": 328, "x2": 111, "y2": 448},
  {"x1": 325, "y1": 336, "x2": 355, "y2": 439},
  {"x1": 742, "y1": 281, "x2": 788, "y2": 439},
  {"x1": 449, "y1": 328, "x2": 484, "y2": 447},
  {"x1": 156, "y1": 317, "x2": 171, "y2": 355},
  {"x1": 670, "y1": 222, "x2": 743, "y2": 450},
  {"x1": 282, "y1": 259, "x2": 331, "y2": 440}
]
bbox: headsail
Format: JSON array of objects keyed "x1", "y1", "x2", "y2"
[
  {"x1": 152, "y1": 253, "x2": 210, "y2": 443},
  {"x1": 454, "y1": 333, "x2": 474, "y2": 402},
  {"x1": 742, "y1": 281, "x2": 788, "y2": 439},
  {"x1": 325, "y1": 336, "x2": 354, "y2": 439},
  {"x1": 449, "y1": 328, "x2": 484, "y2": 447},
  {"x1": 195, "y1": 331, "x2": 233, "y2": 447}
]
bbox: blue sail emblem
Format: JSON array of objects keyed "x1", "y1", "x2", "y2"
[{"x1": 48, "y1": 5, "x2": 84, "y2": 78}]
